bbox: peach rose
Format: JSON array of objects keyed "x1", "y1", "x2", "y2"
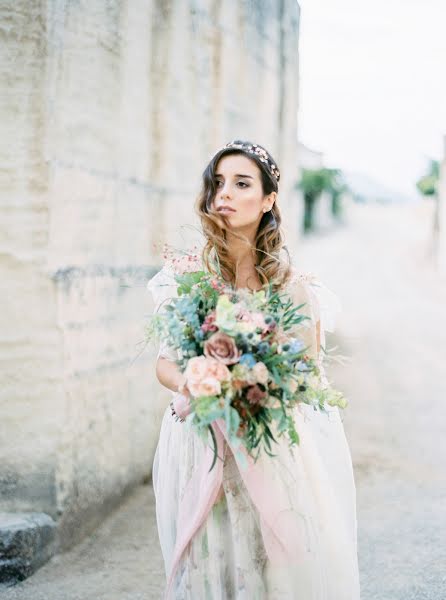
[
  {"x1": 188, "y1": 377, "x2": 221, "y2": 398},
  {"x1": 203, "y1": 332, "x2": 241, "y2": 365},
  {"x1": 184, "y1": 355, "x2": 231, "y2": 398}
]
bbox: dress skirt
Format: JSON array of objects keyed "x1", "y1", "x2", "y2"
[{"x1": 152, "y1": 398, "x2": 360, "y2": 599}]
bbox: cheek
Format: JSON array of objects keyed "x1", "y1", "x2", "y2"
[{"x1": 240, "y1": 193, "x2": 263, "y2": 214}]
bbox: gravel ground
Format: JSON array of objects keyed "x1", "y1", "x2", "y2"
[
  {"x1": 0, "y1": 483, "x2": 165, "y2": 600},
  {"x1": 297, "y1": 200, "x2": 446, "y2": 600},
  {"x1": 2, "y1": 200, "x2": 445, "y2": 600}
]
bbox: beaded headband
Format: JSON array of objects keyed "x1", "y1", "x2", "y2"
[{"x1": 213, "y1": 141, "x2": 281, "y2": 183}]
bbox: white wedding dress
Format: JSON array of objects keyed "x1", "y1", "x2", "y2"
[{"x1": 147, "y1": 258, "x2": 360, "y2": 600}]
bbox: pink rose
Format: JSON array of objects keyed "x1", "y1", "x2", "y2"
[
  {"x1": 251, "y1": 312, "x2": 267, "y2": 331},
  {"x1": 203, "y1": 332, "x2": 241, "y2": 365},
  {"x1": 188, "y1": 377, "x2": 221, "y2": 398},
  {"x1": 234, "y1": 304, "x2": 250, "y2": 321},
  {"x1": 201, "y1": 311, "x2": 218, "y2": 333},
  {"x1": 184, "y1": 356, "x2": 231, "y2": 398},
  {"x1": 234, "y1": 305, "x2": 267, "y2": 332}
]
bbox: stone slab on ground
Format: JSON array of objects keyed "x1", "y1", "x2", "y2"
[
  {"x1": 0, "y1": 484, "x2": 164, "y2": 600},
  {"x1": 0, "y1": 512, "x2": 56, "y2": 585}
]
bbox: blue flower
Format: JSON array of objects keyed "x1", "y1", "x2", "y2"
[
  {"x1": 257, "y1": 342, "x2": 269, "y2": 355},
  {"x1": 296, "y1": 360, "x2": 310, "y2": 371},
  {"x1": 239, "y1": 353, "x2": 256, "y2": 368},
  {"x1": 289, "y1": 339, "x2": 305, "y2": 354}
]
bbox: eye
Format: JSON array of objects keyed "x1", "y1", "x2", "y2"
[
  {"x1": 215, "y1": 180, "x2": 223, "y2": 187},
  {"x1": 237, "y1": 181, "x2": 248, "y2": 188}
]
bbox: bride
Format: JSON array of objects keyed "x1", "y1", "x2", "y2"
[{"x1": 147, "y1": 140, "x2": 360, "y2": 599}]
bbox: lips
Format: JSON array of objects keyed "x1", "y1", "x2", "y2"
[{"x1": 217, "y1": 206, "x2": 236, "y2": 213}]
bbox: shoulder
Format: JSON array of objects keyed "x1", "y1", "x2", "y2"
[
  {"x1": 290, "y1": 268, "x2": 342, "y2": 332},
  {"x1": 283, "y1": 266, "x2": 321, "y2": 319}
]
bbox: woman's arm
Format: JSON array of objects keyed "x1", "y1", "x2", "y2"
[{"x1": 155, "y1": 356, "x2": 190, "y2": 396}]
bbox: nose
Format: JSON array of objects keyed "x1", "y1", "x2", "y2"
[{"x1": 218, "y1": 181, "x2": 232, "y2": 200}]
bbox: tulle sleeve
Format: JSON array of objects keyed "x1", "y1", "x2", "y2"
[
  {"x1": 288, "y1": 270, "x2": 342, "y2": 362},
  {"x1": 146, "y1": 265, "x2": 179, "y2": 361},
  {"x1": 296, "y1": 273, "x2": 343, "y2": 392},
  {"x1": 305, "y1": 274, "x2": 342, "y2": 336}
]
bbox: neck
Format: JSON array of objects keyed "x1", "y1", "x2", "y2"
[
  {"x1": 226, "y1": 229, "x2": 262, "y2": 290},
  {"x1": 226, "y1": 229, "x2": 256, "y2": 267}
]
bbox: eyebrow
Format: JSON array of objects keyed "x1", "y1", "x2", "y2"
[{"x1": 215, "y1": 173, "x2": 254, "y2": 179}]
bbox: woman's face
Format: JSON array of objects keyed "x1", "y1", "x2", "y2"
[{"x1": 211, "y1": 154, "x2": 276, "y2": 235}]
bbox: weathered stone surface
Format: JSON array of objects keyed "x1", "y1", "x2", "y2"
[
  {"x1": 0, "y1": 513, "x2": 56, "y2": 584},
  {"x1": 0, "y1": 0, "x2": 300, "y2": 569}
]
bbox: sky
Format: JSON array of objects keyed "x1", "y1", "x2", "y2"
[{"x1": 297, "y1": 0, "x2": 446, "y2": 198}]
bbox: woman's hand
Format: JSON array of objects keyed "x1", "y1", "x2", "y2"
[
  {"x1": 156, "y1": 357, "x2": 192, "y2": 422},
  {"x1": 170, "y1": 392, "x2": 191, "y2": 422},
  {"x1": 171, "y1": 377, "x2": 192, "y2": 421}
]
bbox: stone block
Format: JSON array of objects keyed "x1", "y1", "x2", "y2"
[{"x1": 0, "y1": 513, "x2": 56, "y2": 584}]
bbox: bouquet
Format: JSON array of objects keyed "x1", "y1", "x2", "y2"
[{"x1": 146, "y1": 258, "x2": 347, "y2": 470}]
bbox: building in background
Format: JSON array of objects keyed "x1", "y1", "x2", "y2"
[{"x1": 0, "y1": 0, "x2": 301, "y2": 581}]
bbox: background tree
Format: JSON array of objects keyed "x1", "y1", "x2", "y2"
[
  {"x1": 297, "y1": 167, "x2": 349, "y2": 232},
  {"x1": 324, "y1": 168, "x2": 349, "y2": 220},
  {"x1": 416, "y1": 159, "x2": 440, "y2": 197},
  {"x1": 416, "y1": 158, "x2": 440, "y2": 264}
]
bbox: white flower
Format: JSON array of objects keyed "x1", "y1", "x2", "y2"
[{"x1": 252, "y1": 362, "x2": 269, "y2": 385}]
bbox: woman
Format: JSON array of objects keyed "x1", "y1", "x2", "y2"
[{"x1": 147, "y1": 140, "x2": 360, "y2": 599}]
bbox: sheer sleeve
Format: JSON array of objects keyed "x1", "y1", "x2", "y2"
[
  {"x1": 285, "y1": 269, "x2": 341, "y2": 399},
  {"x1": 287, "y1": 270, "x2": 342, "y2": 362},
  {"x1": 306, "y1": 275, "x2": 342, "y2": 336},
  {"x1": 146, "y1": 265, "x2": 179, "y2": 361}
]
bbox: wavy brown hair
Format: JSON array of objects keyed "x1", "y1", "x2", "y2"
[{"x1": 195, "y1": 139, "x2": 292, "y2": 292}]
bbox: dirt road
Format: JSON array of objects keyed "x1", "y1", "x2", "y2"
[{"x1": 297, "y1": 200, "x2": 446, "y2": 600}]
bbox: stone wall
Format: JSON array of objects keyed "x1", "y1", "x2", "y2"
[{"x1": 0, "y1": 0, "x2": 300, "y2": 557}]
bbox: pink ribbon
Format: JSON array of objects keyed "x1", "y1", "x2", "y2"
[
  {"x1": 164, "y1": 414, "x2": 225, "y2": 599},
  {"x1": 164, "y1": 395, "x2": 309, "y2": 599}
]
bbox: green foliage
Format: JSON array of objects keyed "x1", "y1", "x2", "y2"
[
  {"x1": 297, "y1": 167, "x2": 350, "y2": 231},
  {"x1": 416, "y1": 159, "x2": 440, "y2": 197}
]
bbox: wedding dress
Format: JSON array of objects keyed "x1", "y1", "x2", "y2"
[{"x1": 147, "y1": 255, "x2": 360, "y2": 600}]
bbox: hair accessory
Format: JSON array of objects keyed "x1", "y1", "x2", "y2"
[{"x1": 213, "y1": 141, "x2": 281, "y2": 183}]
